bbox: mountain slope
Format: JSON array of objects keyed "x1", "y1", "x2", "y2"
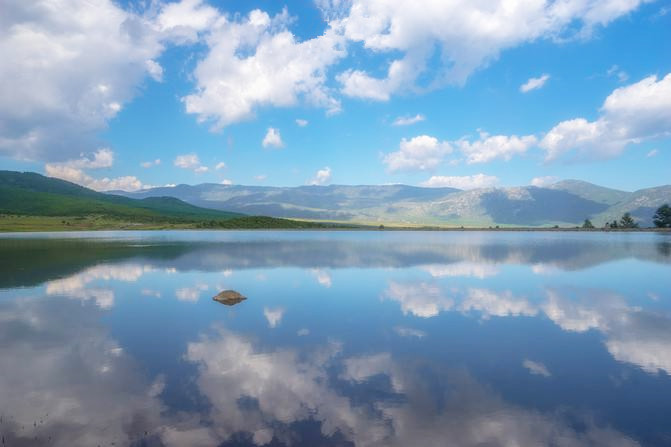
[
  {"x1": 592, "y1": 185, "x2": 671, "y2": 226},
  {"x1": 548, "y1": 180, "x2": 630, "y2": 205},
  {"x1": 115, "y1": 180, "x2": 671, "y2": 227},
  {"x1": 0, "y1": 171, "x2": 243, "y2": 222}
]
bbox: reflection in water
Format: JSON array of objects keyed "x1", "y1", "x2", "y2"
[
  {"x1": 173, "y1": 329, "x2": 639, "y2": 447},
  {"x1": 384, "y1": 282, "x2": 671, "y2": 375},
  {"x1": 0, "y1": 231, "x2": 670, "y2": 446},
  {"x1": 0, "y1": 297, "x2": 165, "y2": 446},
  {"x1": 1, "y1": 231, "x2": 670, "y2": 288}
]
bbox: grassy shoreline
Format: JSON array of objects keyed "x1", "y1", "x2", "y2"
[{"x1": 1, "y1": 215, "x2": 669, "y2": 233}]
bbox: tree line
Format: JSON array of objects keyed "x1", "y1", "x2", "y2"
[{"x1": 581, "y1": 204, "x2": 671, "y2": 229}]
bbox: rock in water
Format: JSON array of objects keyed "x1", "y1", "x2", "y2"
[{"x1": 213, "y1": 290, "x2": 247, "y2": 306}]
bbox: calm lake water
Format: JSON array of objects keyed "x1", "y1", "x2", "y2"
[{"x1": 1, "y1": 230, "x2": 670, "y2": 446}]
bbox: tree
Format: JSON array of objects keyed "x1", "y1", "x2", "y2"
[
  {"x1": 653, "y1": 204, "x2": 671, "y2": 228},
  {"x1": 619, "y1": 212, "x2": 638, "y2": 229},
  {"x1": 609, "y1": 220, "x2": 619, "y2": 229},
  {"x1": 582, "y1": 219, "x2": 594, "y2": 229}
]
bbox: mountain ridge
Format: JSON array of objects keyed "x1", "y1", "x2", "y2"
[{"x1": 111, "y1": 179, "x2": 671, "y2": 227}]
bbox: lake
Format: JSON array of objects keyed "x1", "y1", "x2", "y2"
[{"x1": 1, "y1": 230, "x2": 670, "y2": 446}]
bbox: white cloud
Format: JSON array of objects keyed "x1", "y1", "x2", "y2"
[
  {"x1": 262, "y1": 127, "x2": 284, "y2": 148},
  {"x1": 44, "y1": 149, "x2": 146, "y2": 191},
  {"x1": 392, "y1": 114, "x2": 426, "y2": 126},
  {"x1": 155, "y1": 0, "x2": 220, "y2": 43},
  {"x1": 215, "y1": 162, "x2": 226, "y2": 170},
  {"x1": 421, "y1": 174, "x2": 499, "y2": 190},
  {"x1": 254, "y1": 174, "x2": 267, "y2": 182},
  {"x1": 646, "y1": 149, "x2": 659, "y2": 158},
  {"x1": 296, "y1": 118, "x2": 309, "y2": 127},
  {"x1": 607, "y1": 64, "x2": 629, "y2": 83},
  {"x1": 263, "y1": 307, "x2": 285, "y2": 328},
  {"x1": 520, "y1": 74, "x2": 550, "y2": 93},
  {"x1": 523, "y1": 359, "x2": 551, "y2": 377},
  {"x1": 221, "y1": 179, "x2": 233, "y2": 185},
  {"x1": 141, "y1": 159, "x2": 161, "y2": 168},
  {"x1": 174, "y1": 153, "x2": 201, "y2": 169},
  {"x1": 0, "y1": 0, "x2": 165, "y2": 162},
  {"x1": 183, "y1": 9, "x2": 345, "y2": 130},
  {"x1": 457, "y1": 131, "x2": 538, "y2": 164},
  {"x1": 174, "y1": 153, "x2": 209, "y2": 173},
  {"x1": 531, "y1": 176, "x2": 559, "y2": 187},
  {"x1": 331, "y1": 0, "x2": 647, "y2": 100},
  {"x1": 540, "y1": 73, "x2": 671, "y2": 161},
  {"x1": 383, "y1": 135, "x2": 452, "y2": 172},
  {"x1": 308, "y1": 167, "x2": 332, "y2": 185}
]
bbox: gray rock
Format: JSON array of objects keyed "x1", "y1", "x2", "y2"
[{"x1": 213, "y1": 290, "x2": 246, "y2": 306}]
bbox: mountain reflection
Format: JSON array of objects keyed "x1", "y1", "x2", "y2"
[
  {"x1": 1, "y1": 231, "x2": 669, "y2": 289},
  {"x1": 1, "y1": 231, "x2": 669, "y2": 446}
]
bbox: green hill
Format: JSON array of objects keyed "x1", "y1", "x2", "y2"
[{"x1": 0, "y1": 170, "x2": 243, "y2": 222}]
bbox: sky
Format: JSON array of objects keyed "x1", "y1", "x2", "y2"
[{"x1": 1, "y1": 0, "x2": 670, "y2": 192}]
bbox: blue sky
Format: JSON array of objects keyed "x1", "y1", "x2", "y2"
[{"x1": 1, "y1": 0, "x2": 670, "y2": 191}]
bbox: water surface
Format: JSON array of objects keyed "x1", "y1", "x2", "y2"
[{"x1": 1, "y1": 231, "x2": 670, "y2": 446}]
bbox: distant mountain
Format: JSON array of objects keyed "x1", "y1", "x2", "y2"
[
  {"x1": 0, "y1": 171, "x2": 243, "y2": 222},
  {"x1": 547, "y1": 180, "x2": 630, "y2": 205},
  {"x1": 115, "y1": 180, "x2": 671, "y2": 227}
]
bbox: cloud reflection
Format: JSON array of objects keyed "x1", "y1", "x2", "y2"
[
  {"x1": 177, "y1": 329, "x2": 638, "y2": 446},
  {"x1": 0, "y1": 296, "x2": 165, "y2": 446},
  {"x1": 384, "y1": 281, "x2": 671, "y2": 375}
]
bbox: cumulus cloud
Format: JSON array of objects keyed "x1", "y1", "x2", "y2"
[
  {"x1": 44, "y1": 149, "x2": 146, "y2": 192},
  {"x1": 520, "y1": 74, "x2": 550, "y2": 93},
  {"x1": 262, "y1": 127, "x2": 284, "y2": 148},
  {"x1": 254, "y1": 174, "x2": 267, "y2": 182},
  {"x1": 540, "y1": 73, "x2": 671, "y2": 161},
  {"x1": 141, "y1": 159, "x2": 161, "y2": 168},
  {"x1": 383, "y1": 135, "x2": 452, "y2": 172},
  {"x1": 183, "y1": 9, "x2": 345, "y2": 130},
  {"x1": 308, "y1": 167, "x2": 332, "y2": 185},
  {"x1": 457, "y1": 131, "x2": 538, "y2": 164},
  {"x1": 421, "y1": 174, "x2": 499, "y2": 190},
  {"x1": 330, "y1": 0, "x2": 647, "y2": 100},
  {"x1": 0, "y1": 0, "x2": 165, "y2": 162},
  {"x1": 215, "y1": 162, "x2": 226, "y2": 170},
  {"x1": 392, "y1": 114, "x2": 426, "y2": 126},
  {"x1": 174, "y1": 153, "x2": 209, "y2": 173},
  {"x1": 296, "y1": 118, "x2": 309, "y2": 127},
  {"x1": 531, "y1": 176, "x2": 560, "y2": 187}
]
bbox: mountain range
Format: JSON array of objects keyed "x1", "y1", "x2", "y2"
[{"x1": 112, "y1": 179, "x2": 671, "y2": 227}]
